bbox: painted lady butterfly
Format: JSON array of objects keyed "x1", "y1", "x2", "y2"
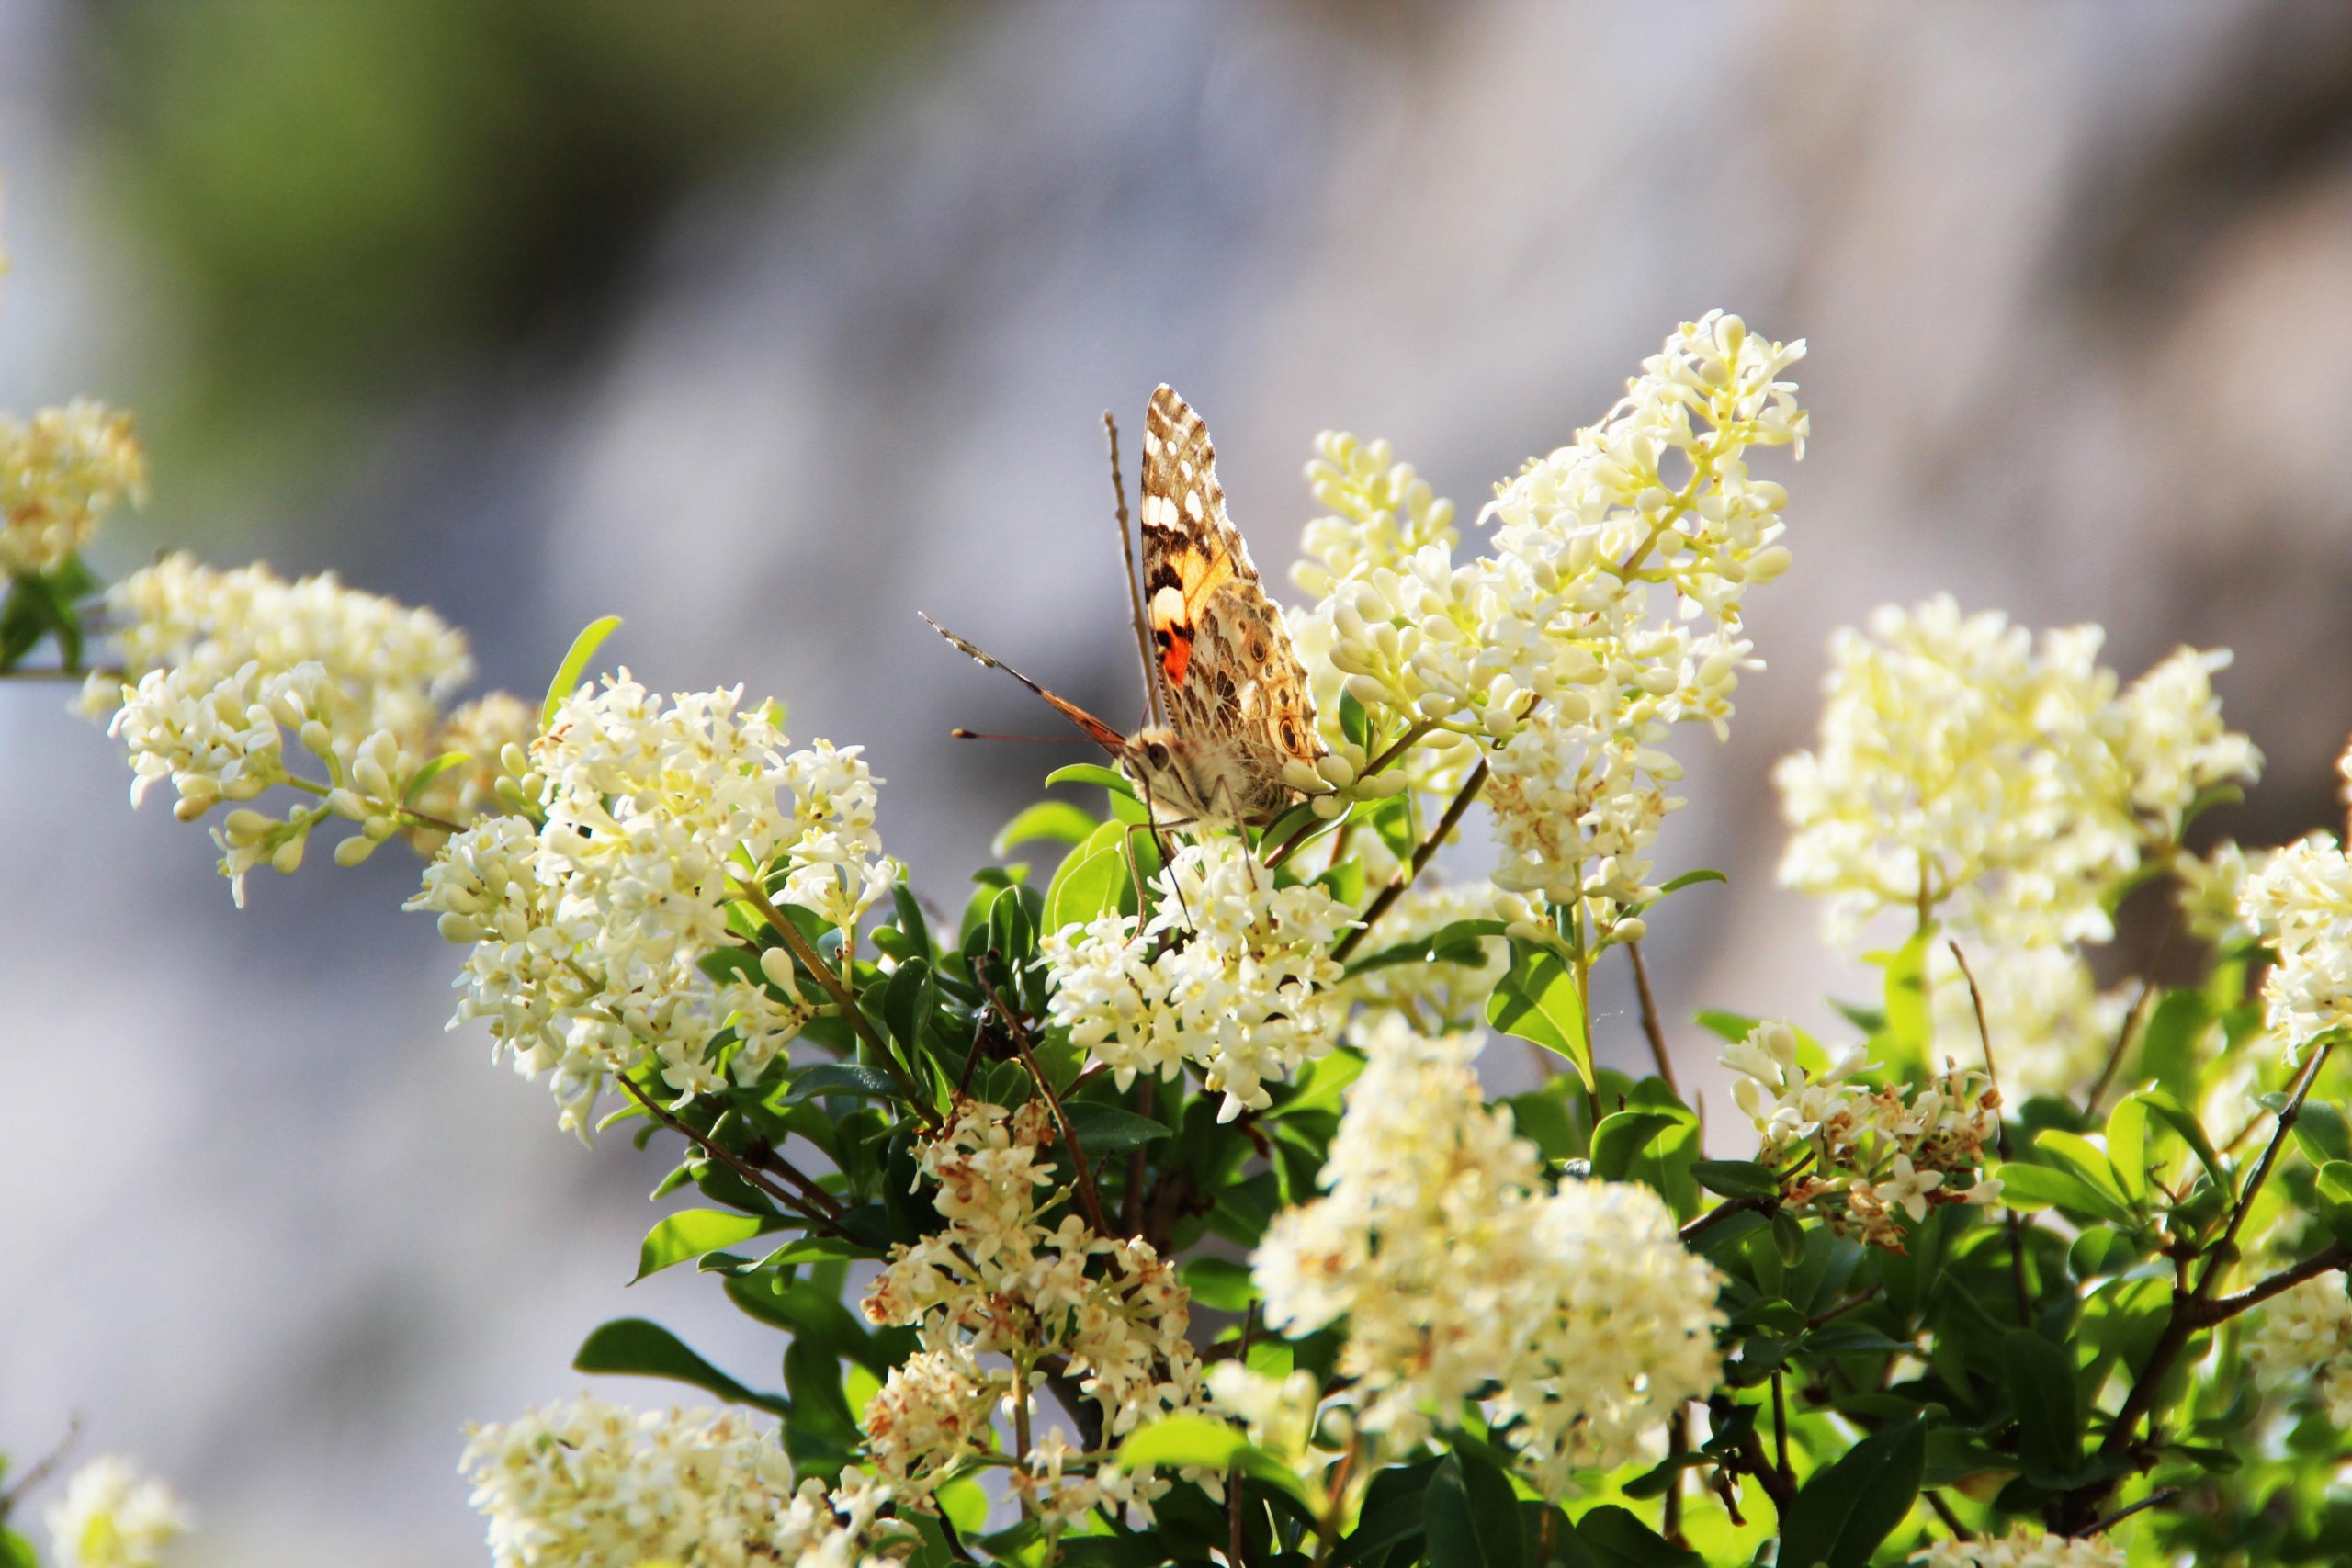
[{"x1": 924, "y1": 385, "x2": 1322, "y2": 827}]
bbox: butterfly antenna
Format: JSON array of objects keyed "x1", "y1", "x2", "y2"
[
  {"x1": 951, "y1": 729, "x2": 1093, "y2": 742},
  {"x1": 919, "y1": 613, "x2": 1128, "y2": 755},
  {"x1": 1105, "y1": 411, "x2": 1169, "y2": 729}
]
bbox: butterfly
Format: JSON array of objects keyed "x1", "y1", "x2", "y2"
[{"x1": 923, "y1": 384, "x2": 1323, "y2": 828}]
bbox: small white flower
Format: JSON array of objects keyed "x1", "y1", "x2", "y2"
[
  {"x1": 1, "y1": 399, "x2": 144, "y2": 577},
  {"x1": 1910, "y1": 1526, "x2": 2124, "y2": 1567},
  {"x1": 43, "y1": 1455, "x2": 190, "y2": 1568}
]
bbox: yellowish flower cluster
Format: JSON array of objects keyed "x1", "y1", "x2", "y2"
[
  {"x1": 42, "y1": 1456, "x2": 191, "y2": 1568},
  {"x1": 1289, "y1": 312, "x2": 1807, "y2": 943},
  {"x1": 1776, "y1": 598, "x2": 2259, "y2": 951},
  {"x1": 1, "y1": 400, "x2": 146, "y2": 578},
  {"x1": 1252, "y1": 1019, "x2": 1724, "y2": 1495},
  {"x1": 1910, "y1": 1528, "x2": 2125, "y2": 1567},
  {"x1": 2240, "y1": 833, "x2": 2352, "y2": 1060},
  {"x1": 1038, "y1": 836, "x2": 1350, "y2": 1121},
  {"x1": 860, "y1": 1100, "x2": 1203, "y2": 1525},
  {"x1": 407, "y1": 672, "x2": 888, "y2": 1136},
  {"x1": 458, "y1": 1397, "x2": 902, "y2": 1568},
  {"x1": 89, "y1": 552, "x2": 515, "y2": 900},
  {"x1": 1724, "y1": 1021, "x2": 2003, "y2": 1250},
  {"x1": 2245, "y1": 1274, "x2": 2352, "y2": 1428}
]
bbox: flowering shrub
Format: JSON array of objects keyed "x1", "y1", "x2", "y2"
[{"x1": 15, "y1": 188, "x2": 2352, "y2": 1568}]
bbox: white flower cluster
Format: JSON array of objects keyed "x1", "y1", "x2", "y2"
[
  {"x1": 1038, "y1": 835, "x2": 1350, "y2": 1121},
  {"x1": 1290, "y1": 313, "x2": 1806, "y2": 941},
  {"x1": 861, "y1": 1100, "x2": 1203, "y2": 1523},
  {"x1": 1911, "y1": 1528, "x2": 2125, "y2": 1568},
  {"x1": 42, "y1": 1456, "x2": 190, "y2": 1568},
  {"x1": 408, "y1": 672, "x2": 890, "y2": 1135},
  {"x1": 459, "y1": 1397, "x2": 902, "y2": 1568},
  {"x1": 2240, "y1": 833, "x2": 2352, "y2": 1059},
  {"x1": 1724, "y1": 1021, "x2": 2002, "y2": 1251},
  {"x1": 89, "y1": 553, "x2": 506, "y2": 899},
  {"x1": 1929, "y1": 942, "x2": 2127, "y2": 1101},
  {"x1": 1335, "y1": 879, "x2": 1528, "y2": 1034},
  {"x1": 1, "y1": 399, "x2": 145, "y2": 578},
  {"x1": 2245, "y1": 1274, "x2": 2352, "y2": 1428},
  {"x1": 1776, "y1": 599, "x2": 2259, "y2": 951},
  {"x1": 1253, "y1": 1019, "x2": 1724, "y2": 1494}
]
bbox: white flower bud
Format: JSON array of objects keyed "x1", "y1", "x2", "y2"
[
  {"x1": 1314, "y1": 753, "x2": 1357, "y2": 789},
  {"x1": 758, "y1": 946, "x2": 805, "y2": 1001},
  {"x1": 354, "y1": 758, "x2": 394, "y2": 799},
  {"x1": 327, "y1": 787, "x2": 368, "y2": 820},
  {"x1": 1280, "y1": 759, "x2": 1326, "y2": 793},
  {"x1": 436, "y1": 910, "x2": 486, "y2": 944},
  {"x1": 363, "y1": 814, "x2": 397, "y2": 842},
  {"x1": 172, "y1": 791, "x2": 216, "y2": 822},
  {"x1": 270, "y1": 836, "x2": 306, "y2": 875},
  {"x1": 300, "y1": 718, "x2": 332, "y2": 756},
  {"x1": 334, "y1": 835, "x2": 377, "y2": 867},
  {"x1": 223, "y1": 808, "x2": 273, "y2": 842}
]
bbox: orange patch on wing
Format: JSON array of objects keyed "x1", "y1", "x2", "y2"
[{"x1": 1160, "y1": 630, "x2": 1194, "y2": 687}]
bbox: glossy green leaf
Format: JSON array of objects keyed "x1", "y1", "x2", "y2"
[
  {"x1": 2006, "y1": 1327, "x2": 2083, "y2": 1483},
  {"x1": 1778, "y1": 1415, "x2": 1925, "y2": 1568},
  {"x1": 1045, "y1": 762, "x2": 1137, "y2": 800},
  {"x1": 993, "y1": 799, "x2": 1100, "y2": 856},
  {"x1": 2105, "y1": 1095, "x2": 2149, "y2": 1203},
  {"x1": 1692, "y1": 1159, "x2": 1779, "y2": 1199},
  {"x1": 2296, "y1": 1100, "x2": 2352, "y2": 1168},
  {"x1": 2034, "y1": 1129, "x2": 2132, "y2": 1210},
  {"x1": 401, "y1": 749, "x2": 473, "y2": 805},
  {"x1": 572, "y1": 1317, "x2": 787, "y2": 1416},
  {"x1": 1572, "y1": 1505, "x2": 1702, "y2": 1568},
  {"x1": 1115, "y1": 1416, "x2": 1317, "y2": 1508},
  {"x1": 1590, "y1": 1111, "x2": 1679, "y2": 1181},
  {"x1": 1179, "y1": 1257, "x2": 1256, "y2": 1312},
  {"x1": 1486, "y1": 942, "x2": 1592, "y2": 1090},
  {"x1": 1991, "y1": 1160, "x2": 2130, "y2": 1224},
  {"x1": 540, "y1": 614, "x2": 622, "y2": 728},
  {"x1": 635, "y1": 1209, "x2": 781, "y2": 1281},
  {"x1": 2130, "y1": 1089, "x2": 2228, "y2": 1190},
  {"x1": 1061, "y1": 1100, "x2": 1173, "y2": 1154},
  {"x1": 787, "y1": 1064, "x2": 902, "y2": 1102},
  {"x1": 1692, "y1": 1009, "x2": 1759, "y2": 1044},
  {"x1": 1041, "y1": 819, "x2": 1133, "y2": 934},
  {"x1": 1424, "y1": 1451, "x2": 1523, "y2": 1568},
  {"x1": 0, "y1": 1530, "x2": 35, "y2": 1568}
]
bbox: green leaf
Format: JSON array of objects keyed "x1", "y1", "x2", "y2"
[
  {"x1": 2034, "y1": 1129, "x2": 2133, "y2": 1210},
  {"x1": 1061, "y1": 1100, "x2": 1174, "y2": 1154},
  {"x1": 2316, "y1": 1160, "x2": 2352, "y2": 1205},
  {"x1": 1486, "y1": 942, "x2": 1592, "y2": 1090},
  {"x1": 1424, "y1": 1451, "x2": 1523, "y2": 1568},
  {"x1": 1692, "y1": 1009, "x2": 1759, "y2": 1044},
  {"x1": 635, "y1": 1209, "x2": 782, "y2": 1281},
  {"x1": 2006, "y1": 1327, "x2": 2083, "y2": 1483},
  {"x1": 0, "y1": 1530, "x2": 35, "y2": 1568},
  {"x1": 2069, "y1": 1227, "x2": 2134, "y2": 1280},
  {"x1": 1181, "y1": 1257, "x2": 1257, "y2": 1312},
  {"x1": 1657, "y1": 867, "x2": 1727, "y2": 896},
  {"x1": 1045, "y1": 762, "x2": 1138, "y2": 801},
  {"x1": 1571, "y1": 1505, "x2": 1702, "y2": 1568},
  {"x1": 1043, "y1": 820, "x2": 1135, "y2": 935},
  {"x1": 1879, "y1": 931, "x2": 1931, "y2": 1074},
  {"x1": 401, "y1": 749, "x2": 474, "y2": 806},
  {"x1": 1115, "y1": 1415, "x2": 1319, "y2": 1509},
  {"x1": 541, "y1": 614, "x2": 623, "y2": 728},
  {"x1": 882, "y1": 957, "x2": 937, "y2": 1054},
  {"x1": 1692, "y1": 1159, "x2": 1779, "y2": 1199},
  {"x1": 1771, "y1": 1209, "x2": 1809, "y2": 1269},
  {"x1": 2137, "y1": 988, "x2": 2212, "y2": 1098},
  {"x1": 1504, "y1": 1089, "x2": 1578, "y2": 1162},
  {"x1": 993, "y1": 799, "x2": 1101, "y2": 856},
  {"x1": 2105, "y1": 1095, "x2": 2149, "y2": 1203},
  {"x1": 1335, "y1": 1459, "x2": 1440, "y2": 1567},
  {"x1": 572, "y1": 1317, "x2": 787, "y2": 1416},
  {"x1": 2130, "y1": 1089, "x2": 2228, "y2": 1190},
  {"x1": 1777, "y1": 1415, "x2": 1926, "y2": 1568},
  {"x1": 1991, "y1": 1161, "x2": 2130, "y2": 1224},
  {"x1": 787, "y1": 1064, "x2": 902, "y2": 1102},
  {"x1": 1590, "y1": 1111, "x2": 1679, "y2": 1181},
  {"x1": 2296, "y1": 1100, "x2": 2352, "y2": 1168}
]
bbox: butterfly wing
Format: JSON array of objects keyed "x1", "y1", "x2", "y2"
[{"x1": 1137, "y1": 386, "x2": 1322, "y2": 818}]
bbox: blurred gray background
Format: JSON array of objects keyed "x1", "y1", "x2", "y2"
[{"x1": 6, "y1": 3, "x2": 2352, "y2": 1563}]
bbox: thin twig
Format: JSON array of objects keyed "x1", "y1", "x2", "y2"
[
  {"x1": 2086, "y1": 910, "x2": 2179, "y2": 1114},
  {"x1": 730, "y1": 876, "x2": 937, "y2": 1126},
  {"x1": 0, "y1": 1417, "x2": 82, "y2": 1518},
  {"x1": 1770, "y1": 1372, "x2": 1791, "y2": 1495},
  {"x1": 1680, "y1": 1195, "x2": 1774, "y2": 1246},
  {"x1": 1329, "y1": 759, "x2": 1488, "y2": 963},
  {"x1": 1627, "y1": 940, "x2": 1679, "y2": 1097},
  {"x1": 0, "y1": 665, "x2": 122, "y2": 682},
  {"x1": 1923, "y1": 1490, "x2": 1972, "y2": 1541},
  {"x1": 2193, "y1": 1240, "x2": 2352, "y2": 1325},
  {"x1": 1950, "y1": 941, "x2": 2032, "y2": 1325},
  {"x1": 978, "y1": 965, "x2": 1114, "y2": 1238},
  {"x1": 2086, "y1": 1486, "x2": 2180, "y2": 1537},
  {"x1": 617, "y1": 1077, "x2": 856, "y2": 1239},
  {"x1": 1804, "y1": 1284, "x2": 1885, "y2": 1332}
]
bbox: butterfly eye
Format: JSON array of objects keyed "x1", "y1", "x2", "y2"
[{"x1": 1145, "y1": 740, "x2": 1171, "y2": 770}]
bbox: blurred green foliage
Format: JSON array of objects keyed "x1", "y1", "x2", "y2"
[{"x1": 85, "y1": 0, "x2": 947, "y2": 483}]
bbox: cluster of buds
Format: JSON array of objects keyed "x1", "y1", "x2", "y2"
[{"x1": 1725, "y1": 1021, "x2": 2003, "y2": 1250}]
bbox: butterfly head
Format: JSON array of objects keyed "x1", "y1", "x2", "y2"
[{"x1": 1120, "y1": 726, "x2": 1219, "y2": 827}]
